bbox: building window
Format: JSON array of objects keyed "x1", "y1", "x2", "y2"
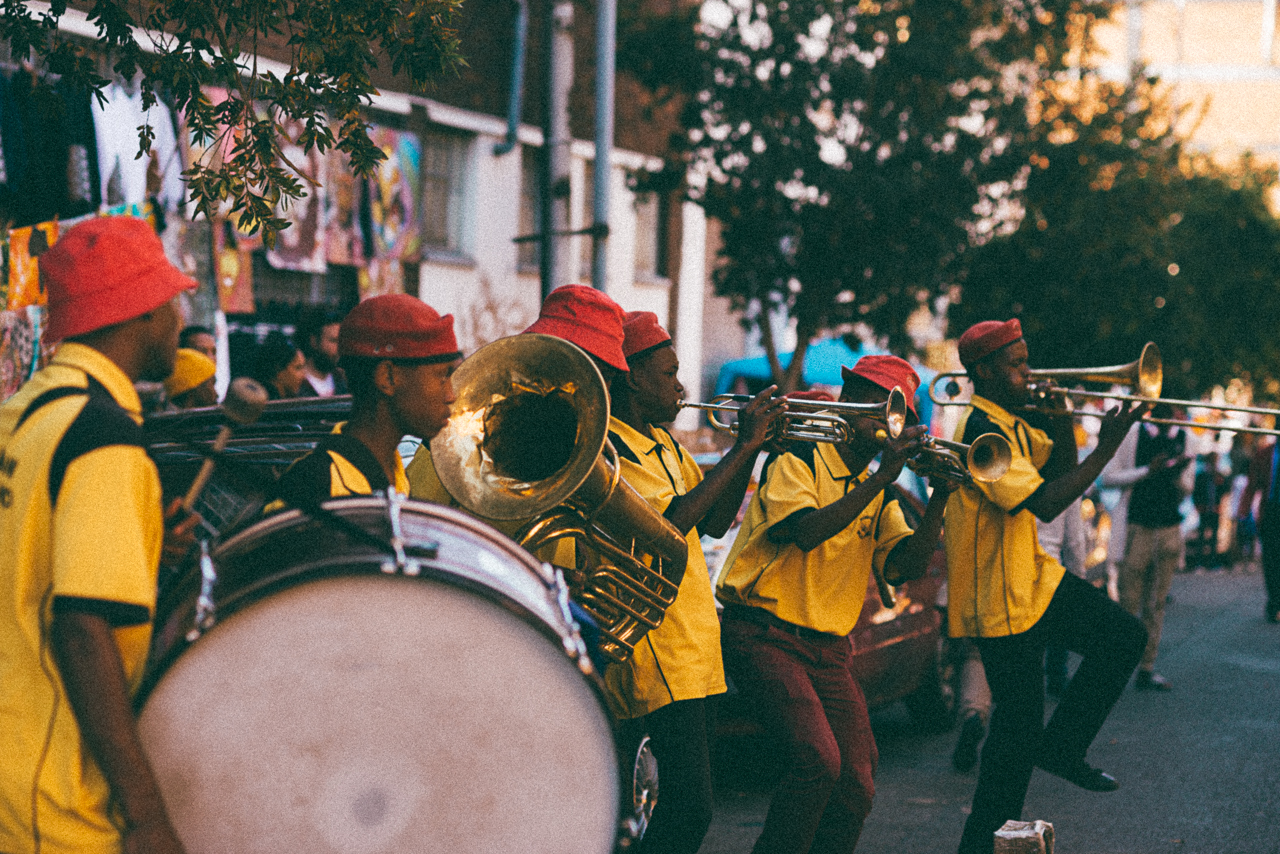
[
  {"x1": 634, "y1": 191, "x2": 669, "y2": 281},
  {"x1": 518, "y1": 146, "x2": 541, "y2": 272},
  {"x1": 421, "y1": 127, "x2": 469, "y2": 253}
]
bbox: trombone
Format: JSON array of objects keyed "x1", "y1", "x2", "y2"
[
  {"x1": 679, "y1": 386, "x2": 910, "y2": 444},
  {"x1": 929, "y1": 342, "x2": 1280, "y2": 437}
]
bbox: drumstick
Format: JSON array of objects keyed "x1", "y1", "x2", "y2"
[{"x1": 181, "y1": 377, "x2": 269, "y2": 514}]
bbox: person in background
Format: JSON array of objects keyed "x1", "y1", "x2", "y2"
[
  {"x1": 163, "y1": 347, "x2": 219, "y2": 409},
  {"x1": 273, "y1": 295, "x2": 460, "y2": 504},
  {"x1": 717, "y1": 355, "x2": 947, "y2": 854},
  {"x1": 1191, "y1": 452, "x2": 1226, "y2": 570},
  {"x1": 1239, "y1": 434, "x2": 1280, "y2": 622},
  {"x1": 296, "y1": 307, "x2": 347, "y2": 398},
  {"x1": 251, "y1": 332, "x2": 307, "y2": 400},
  {"x1": 606, "y1": 311, "x2": 785, "y2": 854},
  {"x1": 0, "y1": 216, "x2": 198, "y2": 854},
  {"x1": 178, "y1": 325, "x2": 217, "y2": 363},
  {"x1": 944, "y1": 319, "x2": 1147, "y2": 854},
  {"x1": 1116, "y1": 405, "x2": 1191, "y2": 691}
]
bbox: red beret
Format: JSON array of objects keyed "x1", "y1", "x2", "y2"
[
  {"x1": 841, "y1": 355, "x2": 920, "y2": 415},
  {"x1": 43, "y1": 217, "x2": 196, "y2": 341},
  {"x1": 339, "y1": 294, "x2": 460, "y2": 361},
  {"x1": 957, "y1": 319, "x2": 1022, "y2": 368},
  {"x1": 524, "y1": 285, "x2": 629, "y2": 372},
  {"x1": 622, "y1": 311, "x2": 672, "y2": 359}
]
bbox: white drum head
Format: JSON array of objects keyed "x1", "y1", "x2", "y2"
[{"x1": 139, "y1": 575, "x2": 619, "y2": 854}]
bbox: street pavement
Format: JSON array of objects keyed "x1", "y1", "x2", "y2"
[{"x1": 701, "y1": 566, "x2": 1280, "y2": 854}]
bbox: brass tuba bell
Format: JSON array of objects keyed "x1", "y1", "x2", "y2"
[{"x1": 430, "y1": 334, "x2": 688, "y2": 663}]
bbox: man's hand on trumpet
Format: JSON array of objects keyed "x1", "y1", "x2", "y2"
[
  {"x1": 731, "y1": 385, "x2": 789, "y2": 454},
  {"x1": 876, "y1": 424, "x2": 930, "y2": 483}
]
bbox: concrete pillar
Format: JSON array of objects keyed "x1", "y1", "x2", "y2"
[{"x1": 673, "y1": 201, "x2": 707, "y2": 432}]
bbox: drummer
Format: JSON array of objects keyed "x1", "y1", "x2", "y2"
[
  {"x1": 273, "y1": 293, "x2": 461, "y2": 503},
  {"x1": 606, "y1": 311, "x2": 785, "y2": 854},
  {"x1": 0, "y1": 217, "x2": 197, "y2": 854}
]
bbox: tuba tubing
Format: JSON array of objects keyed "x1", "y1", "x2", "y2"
[{"x1": 430, "y1": 334, "x2": 688, "y2": 663}]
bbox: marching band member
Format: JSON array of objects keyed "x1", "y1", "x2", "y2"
[
  {"x1": 0, "y1": 217, "x2": 198, "y2": 854},
  {"x1": 163, "y1": 347, "x2": 219, "y2": 409},
  {"x1": 945, "y1": 319, "x2": 1148, "y2": 854},
  {"x1": 407, "y1": 284, "x2": 630, "y2": 559},
  {"x1": 716, "y1": 356, "x2": 947, "y2": 854},
  {"x1": 606, "y1": 311, "x2": 785, "y2": 854},
  {"x1": 274, "y1": 293, "x2": 460, "y2": 502}
]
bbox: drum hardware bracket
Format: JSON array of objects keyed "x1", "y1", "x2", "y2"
[
  {"x1": 187, "y1": 539, "x2": 219, "y2": 642},
  {"x1": 380, "y1": 489, "x2": 439, "y2": 576},
  {"x1": 551, "y1": 565, "x2": 595, "y2": 676}
]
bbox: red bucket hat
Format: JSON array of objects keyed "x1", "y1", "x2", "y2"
[
  {"x1": 841, "y1": 355, "x2": 920, "y2": 416},
  {"x1": 957, "y1": 319, "x2": 1022, "y2": 369},
  {"x1": 339, "y1": 293, "x2": 460, "y2": 361},
  {"x1": 42, "y1": 217, "x2": 197, "y2": 341},
  {"x1": 622, "y1": 311, "x2": 672, "y2": 360},
  {"x1": 524, "y1": 285, "x2": 629, "y2": 372}
]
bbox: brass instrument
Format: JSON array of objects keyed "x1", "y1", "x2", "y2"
[
  {"x1": 679, "y1": 387, "x2": 910, "y2": 444},
  {"x1": 908, "y1": 433, "x2": 1013, "y2": 485},
  {"x1": 430, "y1": 334, "x2": 688, "y2": 663},
  {"x1": 929, "y1": 342, "x2": 1280, "y2": 436}
]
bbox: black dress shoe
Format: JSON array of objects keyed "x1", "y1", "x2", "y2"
[
  {"x1": 1135, "y1": 670, "x2": 1172, "y2": 691},
  {"x1": 952, "y1": 713, "x2": 985, "y2": 772},
  {"x1": 1037, "y1": 755, "x2": 1120, "y2": 792}
]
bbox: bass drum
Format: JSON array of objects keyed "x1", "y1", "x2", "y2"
[{"x1": 138, "y1": 496, "x2": 620, "y2": 854}]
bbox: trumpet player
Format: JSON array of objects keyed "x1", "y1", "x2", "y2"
[
  {"x1": 945, "y1": 319, "x2": 1148, "y2": 854},
  {"x1": 716, "y1": 355, "x2": 950, "y2": 854},
  {"x1": 606, "y1": 311, "x2": 786, "y2": 854}
]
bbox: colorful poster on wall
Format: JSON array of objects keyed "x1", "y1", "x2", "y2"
[
  {"x1": 214, "y1": 218, "x2": 257, "y2": 314},
  {"x1": 324, "y1": 147, "x2": 366, "y2": 267},
  {"x1": 266, "y1": 117, "x2": 327, "y2": 274},
  {"x1": 0, "y1": 305, "x2": 47, "y2": 402},
  {"x1": 7, "y1": 221, "x2": 59, "y2": 311},
  {"x1": 362, "y1": 126, "x2": 420, "y2": 296}
]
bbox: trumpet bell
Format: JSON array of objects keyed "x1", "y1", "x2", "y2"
[
  {"x1": 967, "y1": 433, "x2": 1012, "y2": 483},
  {"x1": 431, "y1": 334, "x2": 610, "y2": 521}
]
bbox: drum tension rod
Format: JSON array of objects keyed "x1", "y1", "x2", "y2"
[{"x1": 381, "y1": 489, "x2": 439, "y2": 576}]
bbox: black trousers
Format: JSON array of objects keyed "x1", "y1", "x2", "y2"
[
  {"x1": 635, "y1": 697, "x2": 716, "y2": 854},
  {"x1": 1260, "y1": 506, "x2": 1280, "y2": 613},
  {"x1": 957, "y1": 573, "x2": 1147, "y2": 854}
]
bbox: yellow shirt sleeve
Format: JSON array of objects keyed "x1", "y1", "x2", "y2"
[
  {"x1": 974, "y1": 444, "x2": 1043, "y2": 511},
  {"x1": 52, "y1": 445, "x2": 162, "y2": 613},
  {"x1": 871, "y1": 497, "x2": 913, "y2": 573},
  {"x1": 760, "y1": 453, "x2": 821, "y2": 527}
]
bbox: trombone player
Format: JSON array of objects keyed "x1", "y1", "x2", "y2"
[
  {"x1": 945, "y1": 319, "x2": 1149, "y2": 854},
  {"x1": 716, "y1": 355, "x2": 950, "y2": 854}
]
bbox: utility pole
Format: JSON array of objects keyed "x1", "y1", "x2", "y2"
[
  {"x1": 591, "y1": 0, "x2": 616, "y2": 290},
  {"x1": 540, "y1": 0, "x2": 575, "y2": 298}
]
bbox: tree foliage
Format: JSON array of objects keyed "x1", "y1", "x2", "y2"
[
  {"x1": 688, "y1": 0, "x2": 1105, "y2": 389},
  {"x1": 1, "y1": 0, "x2": 464, "y2": 240},
  {"x1": 952, "y1": 72, "x2": 1280, "y2": 398}
]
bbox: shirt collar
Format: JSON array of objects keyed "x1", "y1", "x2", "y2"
[
  {"x1": 970, "y1": 394, "x2": 1025, "y2": 432},
  {"x1": 816, "y1": 441, "x2": 871, "y2": 484},
  {"x1": 609, "y1": 415, "x2": 662, "y2": 457},
  {"x1": 51, "y1": 342, "x2": 143, "y2": 417}
]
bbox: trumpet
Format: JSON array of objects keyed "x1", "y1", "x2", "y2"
[
  {"x1": 680, "y1": 387, "x2": 910, "y2": 444},
  {"x1": 929, "y1": 342, "x2": 1280, "y2": 437},
  {"x1": 908, "y1": 433, "x2": 1013, "y2": 485}
]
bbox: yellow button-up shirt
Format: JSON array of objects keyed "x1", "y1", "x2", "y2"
[
  {"x1": 943, "y1": 395, "x2": 1066, "y2": 638},
  {"x1": 717, "y1": 441, "x2": 912, "y2": 637},
  {"x1": 0, "y1": 343, "x2": 164, "y2": 854},
  {"x1": 603, "y1": 418, "x2": 725, "y2": 718}
]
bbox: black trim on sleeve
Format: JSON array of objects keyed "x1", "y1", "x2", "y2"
[
  {"x1": 52, "y1": 595, "x2": 150, "y2": 627},
  {"x1": 275, "y1": 432, "x2": 391, "y2": 504},
  {"x1": 960, "y1": 408, "x2": 1004, "y2": 447},
  {"x1": 16, "y1": 386, "x2": 88, "y2": 431},
  {"x1": 608, "y1": 431, "x2": 642, "y2": 464},
  {"x1": 49, "y1": 378, "x2": 144, "y2": 506}
]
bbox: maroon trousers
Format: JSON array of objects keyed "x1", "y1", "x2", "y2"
[{"x1": 722, "y1": 614, "x2": 877, "y2": 854}]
